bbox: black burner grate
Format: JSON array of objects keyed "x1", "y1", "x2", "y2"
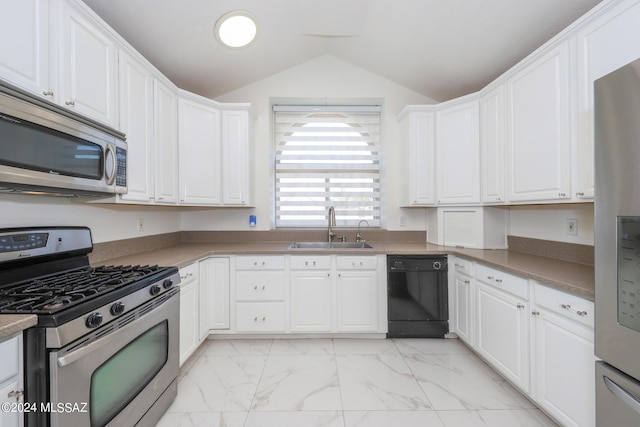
[{"x1": 0, "y1": 265, "x2": 165, "y2": 314}]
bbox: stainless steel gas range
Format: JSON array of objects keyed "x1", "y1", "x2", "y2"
[{"x1": 0, "y1": 226, "x2": 180, "y2": 427}]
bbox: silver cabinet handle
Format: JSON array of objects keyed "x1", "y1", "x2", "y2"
[
  {"x1": 603, "y1": 376, "x2": 640, "y2": 416},
  {"x1": 7, "y1": 390, "x2": 23, "y2": 400},
  {"x1": 464, "y1": 280, "x2": 470, "y2": 284},
  {"x1": 560, "y1": 303, "x2": 571, "y2": 310},
  {"x1": 516, "y1": 303, "x2": 525, "y2": 309},
  {"x1": 558, "y1": 192, "x2": 567, "y2": 197},
  {"x1": 487, "y1": 276, "x2": 494, "y2": 280},
  {"x1": 577, "y1": 310, "x2": 588, "y2": 316},
  {"x1": 495, "y1": 278, "x2": 503, "y2": 283},
  {"x1": 65, "y1": 100, "x2": 75, "y2": 106},
  {"x1": 42, "y1": 90, "x2": 54, "y2": 97},
  {"x1": 532, "y1": 310, "x2": 540, "y2": 316},
  {"x1": 576, "y1": 192, "x2": 585, "y2": 197}
]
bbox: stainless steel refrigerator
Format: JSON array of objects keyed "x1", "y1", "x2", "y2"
[{"x1": 595, "y1": 57, "x2": 640, "y2": 425}]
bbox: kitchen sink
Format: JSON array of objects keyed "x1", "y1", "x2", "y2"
[{"x1": 288, "y1": 241, "x2": 374, "y2": 250}]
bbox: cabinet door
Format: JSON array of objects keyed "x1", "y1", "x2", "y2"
[
  {"x1": 476, "y1": 282, "x2": 530, "y2": 392},
  {"x1": 290, "y1": 271, "x2": 332, "y2": 332},
  {"x1": 199, "y1": 258, "x2": 229, "y2": 337},
  {"x1": 507, "y1": 42, "x2": 571, "y2": 202},
  {"x1": 179, "y1": 279, "x2": 199, "y2": 366},
  {"x1": 0, "y1": 0, "x2": 51, "y2": 101},
  {"x1": 480, "y1": 86, "x2": 506, "y2": 204},
  {"x1": 336, "y1": 270, "x2": 378, "y2": 332},
  {"x1": 153, "y1": 79, "x2": 179, "y2": 204},
  {"x1": 406, "y1": 111, "x2": 436, "y2": 205},
  {"x1": 576, "y1": 1, "x2": 640, "y2": 200},
  {"x1": 118, "y1": 50, "x2": 154, "y2": 203},
  {"x1": 453, "y1": 273, "x2": 474, "y2": 346},
  {"x1": 179, "y1": 98, "x2": 221, "y2": 205},
  {"x1": 436, "y1": 99, "x2": 481, "y2": 204},
  {"x1": 534, "y1": 308, "x2": 595, "y2": 427},
  {"x1": 222, "y1": 110, "x2": 250, "y2": 205},
  {"x1": 58, "y1": 1, "x2": 117, "y2": 127}
]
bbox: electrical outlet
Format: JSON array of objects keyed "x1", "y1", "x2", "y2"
[
  {"x1": 137, "y1": 218, "x2": 144, "y2": 232},
  {"x1": 399, "y1": 216, "x2": 407, "y2": 226},
  {"x1": 565, "y1": 218, "x2": 578, "y2": 236}
]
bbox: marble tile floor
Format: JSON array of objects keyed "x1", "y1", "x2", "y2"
[{"x1": 157, "y1": 338, "x2": 559, "y2": 427}]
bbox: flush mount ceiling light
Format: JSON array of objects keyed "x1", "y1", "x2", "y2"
[{"x1": 215, "y1": 11, "x2": 258, "y2": 49}]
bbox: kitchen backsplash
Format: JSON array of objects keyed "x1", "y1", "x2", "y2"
[{"x1": 507, "y1": 235, "x2": 594, "y2": 266}]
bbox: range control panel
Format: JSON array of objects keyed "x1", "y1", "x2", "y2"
[{"x1": 0, "y1": 233, "x2": 48, "y2": 253}]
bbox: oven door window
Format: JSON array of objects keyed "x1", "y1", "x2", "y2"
[{"x1": 90, "y1": 321, "x2": 168, "y2": 427}]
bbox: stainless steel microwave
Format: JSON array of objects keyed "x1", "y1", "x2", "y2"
[{"x1": 0, "y1": 82, "x2": 126, "y2": 196}]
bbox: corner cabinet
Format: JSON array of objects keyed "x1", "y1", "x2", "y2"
[
  {"x1": 398, "y1": 107, "x2": 436, "y2": 206},
  {"x1": 178, "y1": 95, "x2": 222, "y2": 205},
  {"x1": 435, "y1": 96, "x2": 481, "y2": 205},
  {"x1": 506, "y1": 41, "x2": 572, "y2": 203}
]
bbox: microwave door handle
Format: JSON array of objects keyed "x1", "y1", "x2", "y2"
[
  {"x1": 104, "y1": 144, "x2": 117, "y2": 185},
  {"x1": 603, "y1": 375, "x2": 640, "y2": 416}
]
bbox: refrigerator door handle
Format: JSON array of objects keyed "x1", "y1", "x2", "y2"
[{"x1": 604, "y1": 375, "x2": 640, "y2": 416}]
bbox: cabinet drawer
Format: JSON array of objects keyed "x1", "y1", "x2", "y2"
[
  {"x1": 0, "y1": 334, "x2": 20, "y2": 384},
  {"x1": 336, "y1": 256, "x2": 377, "y2": 270},
  {"x1": 452, "y1": 257, "x2": 474, "y2": 277},
  {"x1": 236, "y1": 256, "x2": 285, "y2": 270},
  {"x1": 290, "y1": 256, "x2": 331, "y2": 270},
  {"x1": 534, "y1": 282, "x2": 594, "y2": 328},
  {"x1": 236, "y1": 302, "x2": 285, "y2": 332},
  {"x1": 476, "y1": 263, "x2": 528, "y2": 300},
  {"x1": 179, "y1": 263, "x2": 198, "y2": 285},
  {"x1": 236, "y1": 271, "x2": 285, "y2": 301}
]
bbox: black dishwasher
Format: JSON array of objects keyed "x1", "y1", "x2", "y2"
[{"x1": 387, "y1": 255, "x2": 448, "y2": 338}]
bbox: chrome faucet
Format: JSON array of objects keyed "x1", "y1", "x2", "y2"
[
  {"x1": 327, "y1": 206, "x2": 336, "y2": 242},
  {"x1": 356, "y1": 220, "x2": 369, "y2": 242}
]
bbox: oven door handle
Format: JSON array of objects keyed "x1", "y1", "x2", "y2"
[{"x1": 57, "y1": 338, "x2": 103, "y2": 367}]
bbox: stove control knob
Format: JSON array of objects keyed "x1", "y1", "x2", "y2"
[
  {"x1": 110, "y1": 302, "x2": 125, "y2": 316},
  {"x1": 149, "y1": 284, "x2": 161, "y2": 296},
  {"x1": 163, "y1": 279, "x2": 174, "y2": 289},
  {"x1": 86, "y1": 312, "x2": 103, "y2": 328}
]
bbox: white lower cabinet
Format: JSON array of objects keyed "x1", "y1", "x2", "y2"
[
  {"x1": 0, "y1": 334, "x2": 23, "y2": 427},
  {"x1": 336, "y1": 256, "x2": 379, "y2": 332},
  {"x1": 452, "y1": 257, "x2": 475, "y2": 346},
  {"x1": 199, "y1": 257, "x2": 230, "y2": 336},
  {"x1": 475, "y1": 274, "x2": 530, "y2": 392},
  {"x1": 178, "y1": 263, "x2": 199, "y2": 366},
  {"x1": 463, "y1": 263, "x2": 596, "y2": 427},
  {"x1": 532, "y1": 282, "x2": 595, "y2": 427},
  {"x1": 234, "y1": 256, "x2": 286, "y2": 333},
  {"x1": 290, "y1": 256, "x2": 332, "y2": 332}
]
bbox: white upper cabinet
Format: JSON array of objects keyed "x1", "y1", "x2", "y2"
[
  {"x1": 398, "y1": 107, "x2": 436, "y2": 205},
  {"x1": 118, "y1": 50, "x2": 154, "y2": 203},
  {"x1": 435, "y1": 97, "x2": 481, "y2": 205},
  {"x1": 57, "y1": 0, "x2": 117, "y2": 127},
  {"x1": 480, "y1": 85, "x2": 506, "y2": 204},
  {"x1": 575, "y1": 0, "x2": 640, "y2": 200},
  {"x1": 506, "y1": 41, "x2": 572, "y2": 203},
  {"x1": 222, "y1": 109, "x2": 250, "y2": 205},
  {"x1": 153, "y1": 78, "x2": 179, "y2": 204},
  {"x1": 178, "y1": 95, "x2": 222, "y2": 205},
  {"x1": 0, "y1": 0, "x2": 52, "y2": 99}
]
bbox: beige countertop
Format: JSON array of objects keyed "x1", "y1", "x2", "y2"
[
  {"x1": 95, "y1": 241, "x2": 595, "y2": 301},
  {"x1": 0, "y1": 314, "x2": 37, "y2": 339}
]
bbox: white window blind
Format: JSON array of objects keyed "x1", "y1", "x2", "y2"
[{"x1": 274, "y1": 106, "x2": 381, "y2": 228}]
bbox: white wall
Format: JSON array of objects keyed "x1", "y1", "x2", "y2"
[
  {"x1": 0, "y1": 194, "x2": 181, "y2": 243},
  {"x1": 508, "y1": 203, "x2": 594, "y2": 245},
  {"x1": 181, "y1": 54, "x2": 436, "y2": 231}
]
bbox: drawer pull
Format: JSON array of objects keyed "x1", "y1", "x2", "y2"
[
  {"x1": 464, "y1": 280, "x2": 470, "y2": 284},
  {"x1": 560, "y1": 303, "x2": 571, "y2": 310},
  {"x1": 516, "y1": 303, "x2": 525, "y2": 309},
  {"x1": 532, "y1": 310, "x2": 540, "y2": 316},
  {"x1": 495, "y1": 278, "x2": 503, "y2": 283},
  {"x1": 487, "y1": 276, "x2": 494, "y2": 280},
  {"x1": 577, "y1": 310, "x2": 588, "y2": 316},
  {"x1": 253, "y1": 285, "x2": 266, "y2": 291},
  {"x1": 8, "y1": 390, "x2": 23, "y2": 400}
]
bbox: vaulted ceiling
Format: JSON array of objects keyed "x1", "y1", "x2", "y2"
[{"x1": 82, "y1": 0, "x2": 602, "y2": 102}]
